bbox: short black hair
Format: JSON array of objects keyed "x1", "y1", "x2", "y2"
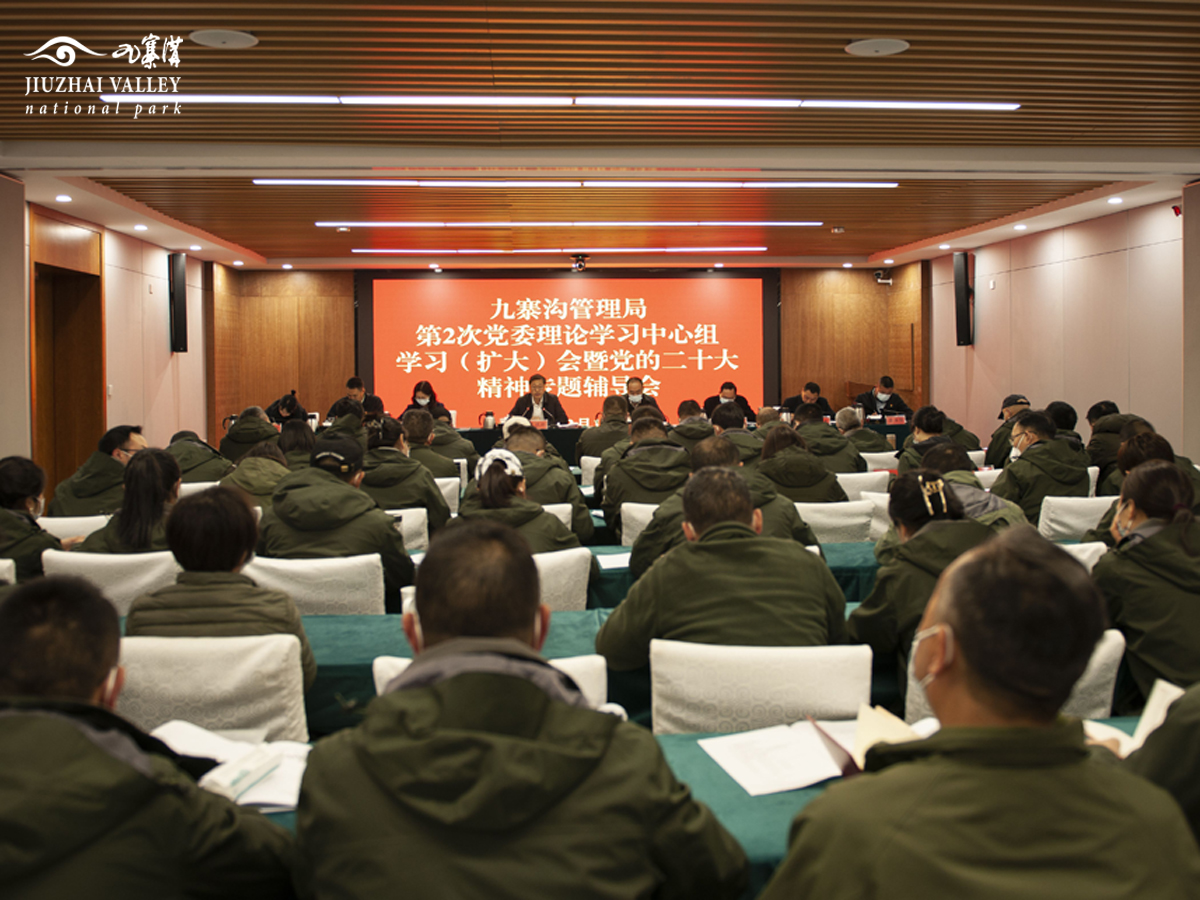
[
  {"x1": 167, "y1": 486, "x2": 258, "y2": 572},
  {"x1": 912, "y1": 405, "x2": 945, "y2": 434},
  {"x1": 720, "y1": 381, "x2": 737, "y2": 392},
  {"x1": 683, "y1": 467, "x2": 753, "y2": 536},
  {"x1": 169, "y1": 430, "x2": 203, "y2": 445},
  {"x1": 1118, "y1": 432, "x2": 1175, "y2": 474},
  {"x1": 330, "y1": 397, "x2": 365, "y2": 422},
  {"x1": 630, "y1": 405, "x2": 665, "y2": 424},
  {"x1": 506, "y1": 425, "x2": 546, "y2": 454},
  {"x1": 362, "y1": 395, "x2": 385, "y2": 417},
  {"x1": 346, "y1": 376, "x2": 365, "y2": 390},
  {"x1": 1086, "y1": 400, "x2": 1120, "y2": 424},
  {"x1": 804, "y1": 382, "x2": 821, "y2": 394},
  {"x1": 98, "y1": 425, "x2": 143, "y2": 456},
  {"x1": 939, "y1": 528, "x2": 1106, "y2": 721},
  {"x1": 761, "y1": 426, "x2": 806, "y2": 461},
  {"x1": 278, "y1": 420, "x2": 315, "y2": 455},
  {"x1": 677, "y1": 399, "x2": 703, "y2": 419},
  {"x1": 920, "y1": 443, "x2": 975, "y2": 474},
  {"x1": 0, "y1": 576, "x2": 119, "y2": 700},
  {"x1": 792, "y1": 402, "x2": 825, "y2": 426},
  {"x1": 710, "y1": 403, "x2": 746, "y2": 430},
  {"x1": 416, "y1": 520, "x2": 539, "y2": 644},
  {"x1": 879, "y1": 376, "x2": 895, "y2": 389},
  {"x1": 528, "y1": 373, "x2": 547, "y2": 386},
  {"x1": 1119, "y1": 417, "x2": 1155, "y2": 442},
  {"x1": 0, "y1": 457, "x2": 46, "y2": 509},
  {"x1": 691, "y1": 435, "x2": 741, "y2": 470},
  {"x1": 1011, "y1": 409, "x2": 1056, "y2": 441},
  {"x1": 630, "y1": 418, "x2": 668, "y2": 441},
  {"x1": 1045, "y1": 401, "x2": 1078, "y2": 432},
  {"x1": 244, "y1": 442, "x2": 288, "y2": 466},
  {"x1": 278, "y1": 391, "x2": 300, "y2": 415},
  {"x1": 602, "y1": 395, "x2": 630, "y2": 417},
  {"x1": 370, "y1": 416, "x2": 405, "y2": 450},
  {"x1": 626, "y1": 376, "x2": 643, "y2": 388},
  {"x1": 889, "y1": 469, "x2": 963, "y2": 531},
  {"x1": 401, "y1": 408, "x2": 435, "y2": 444}
]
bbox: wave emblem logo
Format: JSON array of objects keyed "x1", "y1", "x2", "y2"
[{"x1": 24, "y1": 37, "x2": 106, "y2": 67}]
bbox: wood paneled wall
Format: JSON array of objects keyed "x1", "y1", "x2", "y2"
[
  {"x1": 780, "y1": 263, "x2": 928, "y2": 411},
  {"x1": 206, "y1": 268, "x2": 355, "y2": 441}
]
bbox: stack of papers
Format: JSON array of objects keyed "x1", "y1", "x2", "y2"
[
  {"x1": 596, "y1": 552, "x2": 631, "y2": 570},
  {"x1": 1082, "y1": 679, "x2": 1186, "y2": 758}
]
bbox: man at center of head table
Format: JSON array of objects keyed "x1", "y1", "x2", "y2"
[{"x1": 507, "y1": 373, "x2": 570, "y2": 426}]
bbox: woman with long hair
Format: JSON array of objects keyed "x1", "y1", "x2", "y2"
[
  {"x1": 79, "y1": 449, "x2": 180, "y2": 553},
  {"x1": 401, "y1": 380, "x2": 452, "y2": 423},
  {"x1": 278, "y1": 419, "x2": 316, "y2": 470},
  {"x1": 456, "y1": 449, "x2": 581, "y2": 554}
]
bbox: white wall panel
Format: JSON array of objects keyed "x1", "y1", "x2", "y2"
[
  {"x1": 1128, "y1": 239, "x2": 1184, "y2": 449},
  {"x1": 1010, "y1": 262, "x2": 1065, "y2": 406},
  {"x1": 1063, "y1": 251, "x2": 1130, "y2": 414},
  {"x1": 1063, "y1": 210, "x2": 1129, "y2": 262},
  {"x1": 1011, "y1": 228, "x2": 1064, "y2": 272},
  {"x1": 103, "y1": 261, "x2": 145, "y2": 430}
]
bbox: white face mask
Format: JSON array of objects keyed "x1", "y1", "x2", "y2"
[
  {"x1": 1009, "y1": 445, "x2": 1022, "y2": 461},
  {"x1": 1114, "y1": 500, "x2": 1132, "y2": 540},
  {"x1": 719, "y1": 396, "x2": 734, "y2": 404},
  {"x1": 911, "y1": 623, "x2": 954, "y2": 698},
  {"x1": 415, "y1": 397, "x2": 430, "y2": 407},
  {"x1": 628, "y1": 393, "x2": 643, "y2": 403},
  {"x1": 27, "y1": 496, "x2": 45, "y2": 519},
  {"x1": 876, "y1": 392, "x2": 892, "y2": 402}
]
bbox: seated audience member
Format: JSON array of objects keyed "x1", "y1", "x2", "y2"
[
  {"x1": 983, "y1": 393, "x2": 1030, "y2": 470},
  {"x1": 0, "y1": 577, "x2": 300, "y2": 897},
  {"x1": 755, "y1": 406, "x2": 788, "y2": 437},
  {"x1": 899, "y1": 409, "x2": 981, "y2": 460},
  {"x1": 166, "y1": 431, "x2": 234, "y2": 483},
  {"x1": 490, "y1": 416, "x2": 564, "y2": 461},
  {"x1": 920, "y1": 443, "x2": 1027, "y2": 534},
  {"x1": 48, "y1": 424, "x2": 147, "y2": 516},
  {"x1": 854, "y1": 375, "x2": 912, "y2": 418},
  {"x1": 759, "y1": 527, "x2": 1200, "y2": 899},
  {"x1": 709, "y1": 403, "x2": 763, "y2": 470},
  {"x1": 1095, "y1": 417, "x2": 1200, "y2": 499},
  {"x1": 1085, "y1": 400, "x2": 1139, "y2": 485},
  {"x1": 601, "y1": 417, "x2": 691, "y2": 541},
  {"x1": 703, "y1": 380, "x2": 755, "y2": 419},
  {"x1": 598, "y1": 467, "x2": 846, "y2": 671},
  {"x1": 79, "y1": 450, "x2": 180, "y2": 554},
  {"x1": 1093, "y1": 460, "x2": 1200, "y2": 712},
  {"x1": 990, "y1": 409, "x2": 1089, "y2": 525},
  {"x1": 220, "y1": 442, "x2": 292, "y2": 510},
  {"x1": 630, "y1": 436, "x2": 820, "y2": 581},
  {"x1": 508, "y1": 373, "x2": 569, "y2": 425},
  {"x1": 321, "y1": 397, "x2": 369, "y2": 453},
  {"x1": 400, "y1": 379, "x2": 452, "y2": 423},
  {"x1": 594, "y1": 406, "x2": 667, "y2": 504},
  {"x1": 125, "y1": 487, "x2": 316, "y2": 690},
  {"x1": 498, "y1": 426, "x2": 593, "y2": 541},
  {"x1": 1082, "y1": 432, "x2": 1180, "y2": 546},
  {"x1": 429, "y1": 416, "x2": 481, "y2": 473},
  {"x1": 219, "y1": 406, "x2": 280, "y2": 463},
  {"x1": 782, "y1": 381, "x2": 834, "y2": 417},
  {"x1": 265, "y1": 389, "x2": 307, "y2": 426},
  {"x1": 360, "y1": 417, "x2": 451, "y2": 531},
  {"x1": 835, "y1": 406, "x2": 892, "y2": 452},
  {"x1": 456, "y1": 450, "x2": 584, "y2": 555},
  {"x1": 848, "y1": 470, "x2": 995, "y2": 694},
  {"x1": 325, "y1": 375, "x2": 378, "y2": 423},
  {"x1": 1045, "y1": 400, "x2": 1089, "y2": 458},
  {"x1": 794, "y1": 403, "x2": 866, "y2": 474},
  {"x1": 278, "y1": 419, "x2": 316, "y2": 471},
  {"x1": 361, "y1": 394, "x2": 387, "y2": 432},
  {"x1": 576, "y1": 395, "x2": 630, "y2": 463},
  {"x1": 402, "y1": 408, "x2": 459, "y2": 479},
  {"x1": 755, "y1": 426, "x2": 847, "y2": 503},
  {"x1": 666, "y1": 399, "x2": 713, "y2": 452},
  {"x1": 0, "y1": 457, "x2": 75, "y2": 581},
  {"x1": 258, "y1": 436, "x2": 414, "y2": 611},
  {"x1": 896, "y1": 406, "x2": 955, "y2": 473},
  {"x1": 1122, "y1": 683, "x2": 1200, "y2": 841},
  {"x1": 622, "y1": 375, "x2": 661, "y2": 415},
  {"x1": 297, "y1": 520, "x2": 747, "y2": 899}
]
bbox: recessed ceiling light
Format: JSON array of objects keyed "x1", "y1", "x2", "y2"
[
  {"x1": 54, "y1": 194, "x2": 72, "y2": 203},
  {"x1": 189, "y1": 244, "x2": 202, "y2": 251},
  {"x1": 845, "y1": 38, "x2": 911, "y2": 57},
  {"x1": 1013, "y1": 224, "x2": 1027, "y2": 231},
  {"x1": 433, "y1": 267, "x2": 443, "y2": 273},
  {"x1": 1108, "y1": 197, "x2": 1124, "y2": 205},
  {"x1": 281, "y1": 264, "x2": 293, "y2": 269},
  {"x1": 134, "y1": 224, "x2": 148, "y2": 231},
  {"x1": 428, "y1": 263, "x2": 439, "y2": 268},
  {"x1": 189, "y1": 29, "x2": 259, "y2": 50},
  {"x1": 232, "y1": 260, "x2": 244, "y2": 266},
  {"x1": 843, "y1": 263, "x2": 853, "y2": 268},
  {"x1": 883, "y1": 258, "x2": 895, "y2": 264},
  {"x1": 336, "y1": 227, "x2": 351, "y2": 233},
  {"x1": 938, "y1": 243, "x2": 951, "y2": 250},
  {"x1": 714, "y1": 263, "x2": 725, "y2": 268}
]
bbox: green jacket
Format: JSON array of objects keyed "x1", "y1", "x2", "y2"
[
  {"x1": 849, "y1": 519, "x2": 995, "y2": 690},
  {"x1": 456, "y1": 495, "x2": 584, "y2": 556},
  {"x1": 717, "y1": 429, "x2": 764, "y2": 472},
  {"x1": 1082, "y1": 498, "x2": 1120, "y2": 547},
  {"x1": 296, "y1": 639, "x2": 747, "y2": 900},
  {"x1": 466, "y1": 450, "x2": 592, "y2": 541},
  {"x1": 1087, "y1": 413, "x2": 1140, "y2": 485},
  {"x1": 125, "y1": 571, "x2": 316, "y2": 690},
  {"x1": 759, "y1": 719, "x2": 1200, "y2": 900},
  {"x1": 220, "y1": 457, "x2": 291, "y2": 510},
  {"x1": 430, "y1": 420, "x2": 480, "y2": 472},
  {"x1": 258, "y1": 467, "x2": 414, "y2": 605},
  {"x1": 319, "y1": 414, "x2": 369, "y2": 454},
  {"x1": 360, "y1": 448, "x2": 451, "y2": 531},
  {"x1": 1093, "y1": 521, "x2": 1200, "y2": 704},
  {"x1": 167, "y1": 439, "x2": 234, "y2": 483},
  {"x1": 897, "y1": 434, "x2": 954, "y2": 474},
  {"x1": 983, "y1": 418, "x2": 1016, "y2": 470},
  {"x1": 0, "y1": 509, "x2": 61, "y2": 581},
  {"x1": 219, "y1": 416, "x2": 280, "y2": 463},
  {"x1": 796, "y1": 423, "x2": 866, "y2": 474},
  {"x1": 990, "y1": 439, "x2": 1089, "y2": 525},
  {"x1": 47, "y1": 452, "x2": 125, "y2": 517},
  {"x1": 593, "y1": 437, "x2": 631, "y2": 506},
  {"x1": 78, "y1": 513, "x2": 169, "y2": 554},
  {"x1": 666, "y1": 418, "x2": 715, "y2": 453},
  {"x1": 1086, "y1": 458, "x2": 1200, "y2": 546},
  {"x1": 755, "y1": 447, "x2": 848, "y2": 503},
  {"x1": 845, "y1": 427, "x2": 892, "y2": 453},
  {"x1": 283, "y1": 449, "x2": 311, "y2": 471},
  {"x1": 0, "y1": 699, "x2": 299, "y2": 899},
  {"x1": 901, "y1": 418, "x2": 981, "y2": 454},
  {"x1": 1125, "y1": 683, "x2": 1200, "y2": 841},
  {"x1": 601, "y1": 438, "x2": 691, "y2": 540},
  {"x1": 410, "y1": 444, "x2": 460, "y2": 479},
  {"x1": 629, "y1": 477, "x2": 821, "y2": 581},
  {"x1": 575, "y1": 415, "x2": 629, "y2": 463},
  {"x1": 597, "y1": 521, "x2": 846, "y2": 671}
]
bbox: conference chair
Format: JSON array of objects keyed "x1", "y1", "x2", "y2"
[
  {"x1": 454, "y1": 458, "x2": 469, "y2": 492},
  {"x1": 542, "y1": 503, "x2": 573, "y2": 530},
  {"x1": 178, "y1": 481, "x2": 219, "y2": 499},
  {"x1": 860, "y1": 450, "x2": 900, "y2": 472},
  {"x1": 649, "y1": 640, "x2": 873, "y2": 735},
  {"x1": 371, "y1": 653, "x2": 608, "y2": 708},
  {"x1": 0, "y1": 558, "x2": 15, "y2": 584},
  {"x1": 1037, "y1": 496, "x2": 1114, "y2": 543},
  {"x1": 118, "y1": 634, "x2": 308, "y2": 742},
  {"x1": 41, "y1": 549, "x2": 180, "y2": 615},
  {"x1": 387, "y1": 508, "x2": 429, "y2": 552},
  {"x1": 434, "y1": 477, "x2": 460, "y2": 515},
  {"x1": 533, "y1": 546, "x2": 592, "y2": 612},
  {"x1": 834, "y1": 470, "x2": 891, "y2": 501},
  {"x1": 793, "y1": 500, "x2": 874, "y2": 544},
  {"x1": 860, "y1": 491, "x2": 892, "y2": 542},
  {"x1": 1087, "y1": 465, "x2": 1100, "y2": 497},
  {"x1": 580, "y1": 455, "x2": 602, "y2": 487},
  {"x1": 1060, "y1": 541, "x2": 1110, "y2": 573},
  {"x1": 619, "y1": 502, "x2": 658, "y2": 546},
  {"x1": 242, "y1": 553, "x2": 385, "y2": 615},
  {"x1": 967, "y1": 450, "x2": 986, "y2": 468},
  {"x1": 975, "y1": 468, "x2": 1002, "y2": 490},
  {"x1": 36, "y1": 514, "x2": 111, "y2": 541}
]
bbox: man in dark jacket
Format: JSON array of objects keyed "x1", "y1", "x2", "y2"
[
  {"x1": 48, "y1": 424, "x2": 147, "y2": 516},
  {"x1": 854, "y1": 376, "x2": 912, "y2": 418},
  {"x1": 219, "y1": 406, "x2": 281, "y2": 463},
  {"x1": 709, "y1": 403, "x2": 763, "y2": 471},
  {"x1": 667, "y1": 400, "x2": 714, "y2": 452},
  {"x1": 794, "y1": 404, "x2": 866, "y2": 473},
  {"x1": 896, "y1": 406, "x2": 955, "y2": 474},
  {"x1": 508, "y1": 373, "x2": 569, "y2": 425},
  {"x1": 991, "y1": 409, "x2": 1089, "y2": 525},
  {"x1": 621, "y1": 376, "x2": 661, "y2": 416},
  {"x1": 403, "y1": 409, "x2": 460, "y2": 479},
  {"x1": 703, "y1": 381, "x2": 755, "y2": 419},
  {"x1": 835, "y1": 407, "x2": 893, "y2": 452},
  {"x1": 167, "y1": 431, "x2": 234, "y2": 483},
  {"x1": 602, "y1": 418, "x2": 691, "y2": 541},
  {"x1": 1045, "y1": 400, "x2": 1089, "y2": 460},
  {"x1": 983, "y1": 392, "x2": 1031, "y2": 469},
  {"x1": 1086, "y1": 403, "x2": 1140, "y2": 487},
  {"x1": 325, "y1": 376, "x2": 379, "y2": 423},
  {"x1": 497, "y1": 426, "x2": 593, "y2": 541},
  {"x1": 297, "y1": 520, "x2": 748, "y2": 900},
  {"x1": 576, "y1": 395, "x2": 629, "y2": 463},
  {"x1": 265, "y1": 391, "x2": 308, "y2": 426},
  {"x1": 782, "y1": 381, "x2": 834, "y2": 417},
  {"x1": 0, "y1": 576, "x2": 299, "y2": 897},
  {"x1": 360, "y1": 417, "x2": 451, "y2": 531}
]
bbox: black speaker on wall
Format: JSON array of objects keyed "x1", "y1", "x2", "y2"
[
  {"x1": 953, "y1": 251, "x2": 975, "y2": 346},
  {"x1": 168, "y1": 252, "x2": 188, "y2": 353}
]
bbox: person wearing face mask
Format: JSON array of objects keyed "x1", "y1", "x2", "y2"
[
  {"x1": 983, "y1": 393, "x2": 1030, "y2": 470},
  {"x1": 989, "y1": 409, "x2": 1089, "y2": 526},
  {"x1": 401, "y1": 380, "x2": 453, "y2": 423},
  {"x1": 621, "y1": 376, "x2": 661, "y2": 415},
  {"x1": 760, "y1": 527, "x2": 1200, "y2": 900},
  {"x1": 0, "y1": 457, "x2": 83, "y2": 581},
  {"x1": 853, "y1": 375, "x2": 912, "y2": 419},
  {"x1": 1093, "y1": 459, "x2": 1200, "y2": 713},
  {"x1": 702, "y1": 381, "x2": 755, "y2": 419},
  {"x1": 508, "y1": 373, "x2": 570, "y2": 426}
]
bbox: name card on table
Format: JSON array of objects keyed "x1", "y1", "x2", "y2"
[{"x1": 885, "y1": 415, "x2": 907, "y2": 425}]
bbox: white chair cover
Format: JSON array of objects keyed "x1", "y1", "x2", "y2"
[
  {"x1": 533, "y1": 546, "x2": 592, "y2": 612},
  {"x1": 118, "y1": 634, "x2": 308, "y2": 742},
  {"x1": 620, "y1": 502, "x2": 658, "y2": 547},
  {"x1": 178, "y1": 481, "x2": 219, "y2": 498},
  {"x1": 580, "y1": 456, "x2": 602, "y2": 487},
  {"x1": 967, "y1": 450, "x2": 986, "y2": 468},
  {"x1": 36, "y1": 515, "x2": 111, "y2": 540},
  {"x1": 976, "y1": 468, "x2": 1002, "y2": 490},
  {"x1": 650, "y1": 640, "x2": 873, "y2": 734},
  {"x1": 860, "y1": 491, "x2": 892, "y2": 541},
  {"x1": 1087, "y1": 465, "x2": 1100, "y2": 497},
  {"x1": 0, "y1": 558, "x2": 15, "y2": 584},
  {"x1": 454, "y1": 458, "x2": 469, "y2": 492},
  {"x1": 242, "y1": 553, "x2": 385, "y2": 615},
  {"x1": 41, "y1": 549, "x2": 181, "y2": 615},
  {"x1": 861, "y1": 451, "x2": 900, "y2": 471},
  {"x1": 372, "y1": 653, "x2": 608, "y2": 709},
  {"x1": 835, "y1": 470, "x2": 891, "y2": 501},
  {"x1": 793, "y1": 500, "x2": 874, "y2": 544},
  {"x1": 387, "y1": 508, "x2": 429, "y2": 552},
  {"x1": 542, "y1": 503, "x2": 573, "y2": 530},
  {"x1": 1060, "y1": 541, "x2": 1110, "y2": 573},
  {"x1": 400, "y1": 585, "x2": 416, "y2": 615},
  {"x1": 434, "y1": 477, "x2": 460, "y2": 515},
  {"x1": 1037, "y1": 496, "x2": 1113, "y2": 542},
  {"x1": 448, "y1": 409, "x2": 457, "y2": 427}
]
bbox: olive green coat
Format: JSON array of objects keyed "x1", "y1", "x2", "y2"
[
  {"x1": 1087, "y1": 413, "x2": 1140, "y2": 485},
  {"x1": 597, "y1": 521, "x2": 847, "y2": 671},
  {"x1": 901, "y1": 418, "x2": 981, "y2": 454},
  {"x1": 717, "y1": 428, "x2": 764, "y2": 472},
  {"x1": 755, "y1": 447, "x2": 848, "y2": 503},
  {"x1": 0, "y1": 699, "x2": 299, "y2": 900},
  {"x1": 1086, "y1": 458, "x2": 1200, "y2": 546},
  {"x1": 409, "y1": 444, "x2": 461, "y2": 479},
  {"x1": 845, "y1": 427, "x2": 893, "y2": 453},
  {"x1": 125, "y1": 571, "x2": 316, "y2": 690},
  {"x1": 318, "y1": 414, "x2": 369, "y2": 454},
  {"x1": 897, "y1": 434, "x2": 954, "y2": 474},
  {"x1": 220, "y1": 457, "x2": 291, "y2": 510},
  {"x1": 78, "y1": 514, "x2": 169, "y2": 554},
  {"x1": 429, "y1": 420, "x2": 480, "y2": 472},
  {"x1": 1125, "y1": 683, "x2": 1200, "y2": 841},
  {"x1": 666, "y1": 418, "x2": 715, "y2": 453},
  {"x1": 47, "y1": 452, "x2": 125, "y2": 517},
  {"x1": 465, "y1": 450, "x2": 592, "y2": 541},
  {"x1": 360, "y1": 448, "x2": 451, "y2": 531},
  {"x1": 575, "y1": 415, "x2": 629, "y2": 463},
  {"x1": 601, "y1": 438, "x2": 691, "y2": 540},
  {"x1": 0, "y1": 509, "x2": 61, "y2": 581},
  {"x1": 990, "y1": 438, "x2": 1090, "y2": 525},
  {"x1": 218, "y1": 416, "x2": 280, "y2": 463},
  {"x1": 759, "y1": 719, "x2": 1200, "y2": 900},
  {"x1": 983, "y1": 417, "x2": 1016, "y2": 470},
  {"x1": 283, "y1": 448, "x2": 311, "y2": 471},
  {"x1": 167, "y1": 439, "x2": 234, "y2": 483},
  {"x1": 796, "y1": 423, "x2": 866, "y2": 474},
  {"x1": 593, "y1": 437, "x2": 631, "y2": 505},
  {"x1": 456, "y1": 495, "x2": 584, "y2": 556}
]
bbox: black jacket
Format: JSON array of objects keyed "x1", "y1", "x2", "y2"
[
  {"x1": 703, "y1": 394, "x2": 755, "y2": 419},
  {"x1": 265, "y1": 397, "x2": 308, "y2": 425},
  {"x1": 782, "y1": 395, "x2": 834, "y2": 417},
  {"x1": 326, "y1": 393, "x2": 380, "y2": 422},
  {"x1": 400, "y1": 400, "x2": 453, "y2": 422},
  {"x1": 508, "y1": 392, "x2": 569, "y2": 425},
  {"x1": 854, "y1": 389, "x2": 912, "y2": 418},
  {"x1": 622, "y1": 393, "x2": 662, "y2": 415}
]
